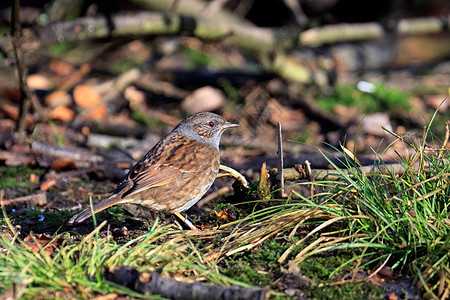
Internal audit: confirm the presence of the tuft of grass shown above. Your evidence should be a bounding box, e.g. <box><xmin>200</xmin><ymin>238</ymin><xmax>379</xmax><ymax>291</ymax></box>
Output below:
<box><xmin>0</xmin><ymin>217</ymin><xmax>250</xmax><ymax>298</ymax></box>
<box><xmin>1</xmin><ymin>113</ymin><xmax>448</xmax><ymax>298</ymax></box>
<box><xmin>209</xmin><ymin>114</ymin><xmax>449</xmax><ymax>298</ymax></box>
<box><xmin>47</xmin><ymin>120</ymin><xmax>65</xmax><ymax>147</ymax></box>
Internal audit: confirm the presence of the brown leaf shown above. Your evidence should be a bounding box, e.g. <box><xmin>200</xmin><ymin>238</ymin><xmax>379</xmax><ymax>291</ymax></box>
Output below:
<box><xmin>215</xmin><ymin>210</ymin><xmax>228</xmax><ymax>219</ymax></box>
<box><xmin>378</xmin><ymin>266</ymin><xmax>394</xmax><ymax>277</ymax></box>
<box><xmin>45</xmin><ymin>90</ymin><xmax>71</xmax><ymax>108</ymax></box>
<box><xmin>50</xmin><ymin>158</ymin><xmax>76</xmax><ymax>171</ymax></box>
<box><xmin>124</xmin><ymin>86</ymin><xmax>146</xmax><ymax>110</ymax></box>
<box><xmin>27</xmin><ymin>74</ymin><xmax>52</xmax><ymax>90</ymax></box>
<box><xmin>388</xmin><ymin>292</ymin><xmax>399</xmax><ymax>300</ymax></box>
<box><xmin>267</xmin><ymin>98</ymin><xmax>306</xmax><ymax>131</ymax></box>
<box><xmin>369</xmin><ymin>274</ymin><xmax>385</xmax><ymax>285</ymax></box>
<box><xmin>49</xmin><ymin>60</ymin><xmax>75</xmax><ymax>76</ymax></box>
<box><xmin>73</xmin><ymin>84</ymin><xmax>100</xmax><ymax>108</ymax></box>
<box><xmin>94</xmin><ymin>294</ymin><xmax>122</xmax><ymax>300</ymax></box>
<box><xmin>0</xmin><ymin>150</ymin><xmax>34</xmax><ymax>166</ymax></box>
<box><xmin>30</xmin><ymin>173</ymin><xmax>40</xmax><ymax>183</ymax></box>
<box><xmin>0</xmin><ymin>103</ymin><xmax>34</xmax><ymax>126</ymax></box>
<box><xmin>49</xmin><ymin>106</ymin><xmax>74</xmax><ymax>121</ymax></box>
<box><xmin>82</xmin><ymin>104</ymin><xmax>107</xmax><ymax>120</ymax></box>
<box><xmin>23</xmin><ymin>233</ymin><xmax>63</xmax><ymax>256</ymax></box>
<box><xmin>425</xmin><ymin>95</ymin><xmax>448</xmax><ymax>112</ymax></box>
<box><xmin>181</xmin><ymin>86</ymin><xmax>225</xmax><ymax>114</ymax></box>
<box><xmin>0</xmin><ymin>119</ymin><xmax>15</xmax><ymax>132</ymax></box>
<box><xmin>40</xmin><ymin>179</ymin><xmax>56</xmax><ymax>191</ymax></box>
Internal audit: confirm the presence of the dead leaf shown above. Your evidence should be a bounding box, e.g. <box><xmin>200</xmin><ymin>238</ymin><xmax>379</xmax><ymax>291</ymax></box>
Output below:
<box><xmin>181</xmin><ymin>86</ymin><xmax>225</xmax><ymax>114</ymax></box>
<box><xmin>388</xmin><ymin>292</ymin><xmax>398</xmax><ymax>300</ymax></box>
<box><xmin>40</xmin><ymin>179</ymin><xmax>56</xmax><ymax>191</ymax></box>
<box><xmin>94</xmin><ymin>293</ymin><xmax>121</xmax><ymax>300</ymax></box>
<box><xmin>0</xmin><ymin>119</ymin><xmax>15</xmax><ymax>132</ymax></box>
<box><xmin>215</xmin><ymin>210</ymin><xmax>228</xmax><ymax>219</ymax></box>
<box><xmin>49</xmin><ymin>106</ymin><xmax>74</xmax><ymax>122</ymax></box>
<box><xmin>73</xmin><ymin>84</ymin><xmax>100</xmax><ymax>108</ymax></box>
<box><xmin>378</xmin><ymin>266</ymin><xmax>394</xmax><ymax>277</ymax></box>
<box><xmin>49</xmin><ymin>60</ymin><xmax>75</xmax><ymax>76</ymax></box>
<box><xmin>369</xmin><ymin>274</ymin><xmax>385</xmax><ymax>285</ymax></box>
<box><xmin>82</xmin><ymin>103</ymin><xmax>107</xmax><ymax>120</ymax></box>
<box><xmin>27</xmin><ymin>74</ymin><xmax>52</xmax><ymax>90</ymax></box>
<box><xmin>362</xmin><ymin>113</ymin><xmax>392</xmax><ymax>136</ymax></box>
<box><xmin>45</xmin><ymin>90</ymin><xmax>71</xmax><ymax>108</ymax></box>
<box><xmin>50</xmin><ymin>158</ymin><xmax>76</xmax><ymax>171</ymax></box>
<box><xmin>124</xmin><ymin>86</ymin><xmax>146</xmax><ymax>110</ymax></box>
<box><xmin>0</xmin><ymin>150</ymin><xmax>34</xmax><ymax>166</ymax></box>
<box><xmin>23</xmin><ymin>233</ymin><xmax>63</xmax><ymax>256</ymax></box>
<box><xmin>425</xmin><ymin>95</ymin><xmax>448</xmax><ymax>112</ymax></box>
<box><xmin>267</xmin><ymin>98</ymin><xmax>305</xmax><ymax>131</ymax></box>
<box><xmin>0</xmin><ymin>103</ymin><xmax>34</xmax><ymax>125</ymax></box>
<box><xmin>30</xmin><ymin>173</ymin><xmax>39</xmax><ymax>183</ymax></box>
<box><xmin>75</xmin><ymin>186</ymin><xmax>90</xmax><ymax>196</ymax></box>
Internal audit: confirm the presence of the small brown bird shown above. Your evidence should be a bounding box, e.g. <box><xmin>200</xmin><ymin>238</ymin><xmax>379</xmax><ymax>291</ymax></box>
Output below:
<box><xmin>69</xmin><ymin>112</ymin><xmax>239</xmax><ymax>228</ymax></box>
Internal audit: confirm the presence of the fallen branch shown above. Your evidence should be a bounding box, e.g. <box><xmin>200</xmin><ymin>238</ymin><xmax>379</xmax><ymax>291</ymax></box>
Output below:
<box><xmin>107</xmin><ymin>266</ymin><xmax>270</xmax><ymax>300</ymax></box>
<box><xmin>92</xmin><ymin>68</ymin><xmax>142</xmax><ymax>102</ymax></box>
<box><xmin>31</xmin><ymin>141</ymin><xmax>104</xmax><ymax>163</ymax></box>
<box><xmin>0</xmin><ymin>192</ymin><xmax>47</xmax><ymax>206</ymax></box>
<box><xmin>269</xmin><ymin>159</ymin><xmax>444</xmax><ymax>183</ymax></box>
<box><xmin>41</xmin><ymin>10</ymin><xmax>450</xmax><ymax>50</ymax></box>
<box><xmin>134</xmin><ymin>74</ymin><xmax>190</xmax><ymax>100</ymax></box>
<box><xmin>0</xmin><ymin>150</ymin><xmax>34</xmax><ymax>166</ymax></box>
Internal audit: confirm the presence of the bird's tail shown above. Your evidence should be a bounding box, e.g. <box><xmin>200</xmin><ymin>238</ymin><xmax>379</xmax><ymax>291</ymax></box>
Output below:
<box><xmin>69</xmin><ymin>194</ymin><xmax>122</xmax><ymax>224</ymax></box>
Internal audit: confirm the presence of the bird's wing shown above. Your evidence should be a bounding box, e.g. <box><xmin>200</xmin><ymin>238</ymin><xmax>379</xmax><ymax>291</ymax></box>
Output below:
<box><xmin>116</xmin><ymin>137</ymin><xmax>211</xmax><ymax>198</ymax></box>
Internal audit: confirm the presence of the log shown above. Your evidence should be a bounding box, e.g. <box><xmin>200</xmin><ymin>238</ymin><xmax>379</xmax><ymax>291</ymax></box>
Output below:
<box><xmin>107</xmin><ymin>266</ymin><xmax>270</xmax><ymax>300</ymax></box>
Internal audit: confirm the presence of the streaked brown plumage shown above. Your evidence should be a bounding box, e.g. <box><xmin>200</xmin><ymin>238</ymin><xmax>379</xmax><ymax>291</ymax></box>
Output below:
<box><xmin>69</xmin><ymin>112</ymin><xmax>238</xmax><ymax>225</ymax></box>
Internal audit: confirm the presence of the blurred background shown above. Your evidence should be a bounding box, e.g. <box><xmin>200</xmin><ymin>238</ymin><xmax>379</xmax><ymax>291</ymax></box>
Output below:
<box><xmin>0</xmin><ymin>0</ymin><xmax>449</xmax><ymax>178</ymax></box>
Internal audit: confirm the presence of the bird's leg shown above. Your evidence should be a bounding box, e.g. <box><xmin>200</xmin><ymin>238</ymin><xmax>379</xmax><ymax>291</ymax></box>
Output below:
<box><xmin>150</xmin><ymin>210</ymin><xmax>156</xmax><ymax>221</ymax></box>
<box><xmin>173</xmin><ymin>211</ymin><xmax>199</xmax><ymax>231</ymax></box>
<box><xmin>217</xmin><ymin>165</ymin><xmax>248</xmax><ymax>187</ymax></box>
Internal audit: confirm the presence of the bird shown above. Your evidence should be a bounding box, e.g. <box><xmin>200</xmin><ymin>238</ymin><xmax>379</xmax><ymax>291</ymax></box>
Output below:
<box><xmin>69</xmin><ymin>112</ymin><xmax>239</xmax><ymax>229</ymax></box>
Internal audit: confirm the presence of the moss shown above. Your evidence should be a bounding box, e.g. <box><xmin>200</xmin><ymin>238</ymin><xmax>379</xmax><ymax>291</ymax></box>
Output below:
<box><xmin>0</xmin><ymin>165</ymin><xmax>42</xmax><ymax>190</ymax></box>
<box><xmin>14</xmin><ymin>209</ymin><xmax>74</xmax><ymax>230</ymax></box>
<box><xmin>132</xmin><ymin>110</ymin><xmax>165</xmax><ymax>127</ymax></box>
<box><xmin>178</xmin><ymin>46</ymin><xmax>211</xmax><ymax>68</ymax></box>
<box><xmin>305</xmin><ymin>281</ymin><xmax>385</xmax><ymax>300</ymax></box>
<box><xmin>221</xmin><ymin>260</ymin><xmax>271</xmax><ymax>287</ymax></box>
<box><xmin>47</xmin><ymin>42</ymin><xmax>78</xmax><ymax>56</ymax></box>
<box><xmin>221</xmin><ymin>239</ymin><xmax>292</xmax><ymax>287</ymax></box>
<box><xmin>107</xmin><ymin>58</ymin><xmax>144</xmax><ymax>74</ymax></box>
<box><xmin>300</xmin><ymin>255</ymin><xmax>352</xmax><ymax>281</ymax></box>
<box><xmin>316</xmin><ymin>84</ymin><xmax>410</xmax><ymax>114</ymax></box>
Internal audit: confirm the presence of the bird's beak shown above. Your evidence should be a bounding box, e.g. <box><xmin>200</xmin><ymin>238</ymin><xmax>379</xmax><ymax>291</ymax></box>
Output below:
<box><xmin>221</xmin><ymin>122</ymin><xmax>239</xmax><ymax>130</ymax></box>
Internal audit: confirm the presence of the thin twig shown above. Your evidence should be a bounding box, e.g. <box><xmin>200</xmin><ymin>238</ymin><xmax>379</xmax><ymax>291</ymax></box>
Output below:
<box><xmin>277</xmin><ymin>122</ymin><xmax>285</xmax><ymax>197</ymax></box>
<box><xmin>1</xmin><ymin>192</ymin><xmax>47</xmax><ymax>206</ymax></box>
<box><xmin>11</xmin><ymin>0</ymin><xmax>32</xmax><ymax>138</ymax></box>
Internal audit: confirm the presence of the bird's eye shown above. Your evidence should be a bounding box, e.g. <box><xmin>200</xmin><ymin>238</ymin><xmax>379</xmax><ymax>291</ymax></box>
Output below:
<box><xmin>208</xmin><ymin>121</ymin><xmax>215</xmax><ymax>127</ymax></box>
